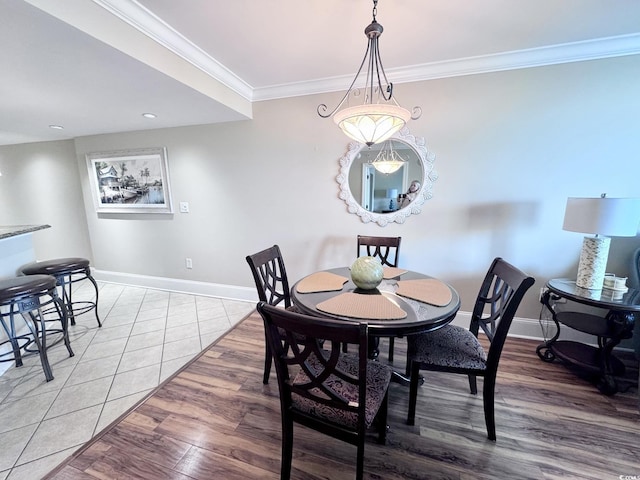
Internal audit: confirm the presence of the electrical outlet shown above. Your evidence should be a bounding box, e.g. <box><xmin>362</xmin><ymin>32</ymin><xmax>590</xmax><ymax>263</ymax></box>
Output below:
<box><xmin>179</xmin><ymin>202</ymin><xmax>189</xmax><ymax>213</ymax></box>
<box><xmin>185</xmin><ymin>258</ymin><xmax>193</xmax><ymax>269</ymax></box>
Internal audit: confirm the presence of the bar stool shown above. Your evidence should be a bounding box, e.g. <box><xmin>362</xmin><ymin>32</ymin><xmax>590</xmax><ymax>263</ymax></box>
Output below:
<box><xmin>0</xmin><ymin>275</ymin><xmax>74</xmax><ymax>381</ymax></box>
<box><xmin>20</xmin><ymin>257</ymin><xmax>102</xmax><ymax>327</ymax></box>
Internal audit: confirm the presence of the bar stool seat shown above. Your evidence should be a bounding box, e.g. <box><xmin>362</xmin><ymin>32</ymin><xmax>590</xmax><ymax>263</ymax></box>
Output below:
<box><xmin>20</xmin><ymin>257</ymin><xmax>102</xmax><ymax>327</ymax></box>
<box><xmin>0</xmin><ymin>275</ymin><xmax>74</xmax><ymax>381</ymax></box>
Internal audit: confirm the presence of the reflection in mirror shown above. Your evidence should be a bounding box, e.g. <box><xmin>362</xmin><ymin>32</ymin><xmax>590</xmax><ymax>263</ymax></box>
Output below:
<box><xmin>348</xmin><ymin>139</ymin><xmax>422</xmax><ymax>213</ymax></box>
<box><xmin>336</xmin><ymin>128</ymin><xmax>437</xmax><ymax>226</ymax></box>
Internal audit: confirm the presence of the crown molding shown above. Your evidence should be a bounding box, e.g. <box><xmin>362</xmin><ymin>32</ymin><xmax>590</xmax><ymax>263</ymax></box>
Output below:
<box><xmin>93</xmin><ymin>2</ymin><xmax>640</xmax><ymax>104</ymax></box>
<box><xmin>254</xmin><ymin>33</ymin><xmax>640</xmax><ymax>101</ymax></box>
<box><xmin>92</xmin><ymin>0</ymin><xmax>254</xmax><ymax>101</ymax></box>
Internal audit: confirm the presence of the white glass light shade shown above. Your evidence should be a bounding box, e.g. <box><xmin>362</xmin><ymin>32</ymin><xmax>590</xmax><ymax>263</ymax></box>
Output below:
<box><xmin>373</xmin><ymin>158</ymin><xmax>404</xmax><ymax>174</ymax></box>
<box><xmin>563</xmin><ymin>197</ymin><xmax>640</xmax><ymax>236</ymax></box>
<box><xmin>370</xmin><ymin>139</ymin><xmax>407</xmax><ymax>174</ymax></box>
<box><xmin>333</xmin><ymin>104</ymin><xmax>411</xmax><ymax>147</ymax></box>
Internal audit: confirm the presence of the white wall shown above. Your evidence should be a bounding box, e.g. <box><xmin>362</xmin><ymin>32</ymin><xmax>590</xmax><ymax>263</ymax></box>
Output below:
<box><xmin>0</xmin><ymin>140</ymin><xmax>93</xmax><ymax>260</ymax></box>
<box><xmin>2</xmin><ymin>54</ymin><xmax>639</xmax><ymax>326</ymax></box>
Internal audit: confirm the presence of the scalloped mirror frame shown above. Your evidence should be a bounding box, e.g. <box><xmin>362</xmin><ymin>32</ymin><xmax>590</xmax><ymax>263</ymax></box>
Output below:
<box><xmin>336</xmin><ymin>128</ymin><xmax>438</xmax><ymax>226</ymax></box>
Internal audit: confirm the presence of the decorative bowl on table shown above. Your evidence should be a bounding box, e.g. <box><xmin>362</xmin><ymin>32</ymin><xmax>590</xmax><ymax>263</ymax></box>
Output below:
<box><xmin>350</xmin><ymin>256</ymin><xmax>384</xmax><ymax>290</ymax></box>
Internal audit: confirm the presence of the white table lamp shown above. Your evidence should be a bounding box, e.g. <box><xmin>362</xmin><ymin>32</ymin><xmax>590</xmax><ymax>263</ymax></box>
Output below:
<box><xmin>563</xmin><ymin>195</ymin><xmax>640</xmax><ymax>289</ymax></box>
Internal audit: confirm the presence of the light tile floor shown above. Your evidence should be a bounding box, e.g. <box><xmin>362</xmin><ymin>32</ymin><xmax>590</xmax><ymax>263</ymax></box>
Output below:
<box><xmin>0</xmin><ymin>280</ymin><xmax>255</xmax><ymax>480</ymax></box>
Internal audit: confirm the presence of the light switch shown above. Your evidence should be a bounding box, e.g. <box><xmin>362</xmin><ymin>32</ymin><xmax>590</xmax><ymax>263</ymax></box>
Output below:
<box><xmin>179</xmin><ymin>202</ymin><xmax>189</xmax><ymax>213</ymax></box>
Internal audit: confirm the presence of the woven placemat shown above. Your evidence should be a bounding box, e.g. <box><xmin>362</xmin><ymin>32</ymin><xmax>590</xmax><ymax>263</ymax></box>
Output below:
<box><xmin>296</xmin><ymin>271</ymin><xmax>349</xmax><ymax>293</ymax></box>
<box><xmin>316</xmin><ymin>292</ymin><xmax>408</xmax><ymax>320</ymax></box>
<box><xmin>396</xmin><ymin>279</ymin><xmax>452</xmax><ymax>306</ymax></box>
<box><xmin>383</xmin><ymin>266</ymin><xmax>408</xmax><ymax>279</ymax></box>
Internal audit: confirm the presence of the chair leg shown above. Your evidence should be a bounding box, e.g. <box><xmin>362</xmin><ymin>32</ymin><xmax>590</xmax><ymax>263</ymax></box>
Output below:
<box><xmin>388</xmin><ymin>337</ymin><xmax>395</xmax><ymax>362</ymax></box>
<box><xmin>468</xmin><ymin>374</ymin><xmax>478</xmax><ymax>395</ymax></box>
<box><xmin>356</xmin><ymin>435</ymin><xmax>365</xmax><ymax>480</ymax></box>
<box><xmin>483</xmin><ymin>375</ymin><xmax>497</xmax><ymax>441</ymax></box>
<box><xmin>263</xmin><ymin>332</ymin><xmax>272</xmax><ymax>385</ymax></box>
<box><xmin>281</xmin><ymin>416</ymin><xmax>294</xmax><ymax>480</ymax></box>
<box><xmin>376</xmin><ymin>391</ymin><xmax>389</xmax><ymax>445</ymax></box>
<box><xmin>405</xmin><ymin>351</ymin><xmax>411</xmax><ymax>377</ymax></box>
<box><xmin>407</xmin><ymin>361</ymin><xmax>420</xmax><ymax>425</ymax></box>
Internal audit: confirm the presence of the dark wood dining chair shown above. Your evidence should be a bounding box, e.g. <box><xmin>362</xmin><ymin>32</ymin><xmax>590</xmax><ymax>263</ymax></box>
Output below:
<box><xmin>257</xmin><ymin>302</ymin><xmax>392</xmax><ymax>480</ymax></box>
<box><xmin>246</xmin><ymin>245</ymin><xmax>298</xmax><ymax>384</ymax></box>
<box><xmin>356</xmin><ymin>235</ymin><xmax>401</xmax><ymax>268</ymax></box>
<box><xmin>406</xmin><ymin>257</ymin><xmax>535</xmax><ymax>440</ymax></box>
<box><xmin>356</xmin><ymin>235</ymin><xmax>401</xmax><ymax>360</ymax></box>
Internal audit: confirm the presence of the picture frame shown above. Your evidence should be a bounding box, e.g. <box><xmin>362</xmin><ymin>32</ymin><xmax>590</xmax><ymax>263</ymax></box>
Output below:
<box><xmin>86</xmin><ymin>147</ymin><xmax>173</xmax><ymax>214</ymax></box>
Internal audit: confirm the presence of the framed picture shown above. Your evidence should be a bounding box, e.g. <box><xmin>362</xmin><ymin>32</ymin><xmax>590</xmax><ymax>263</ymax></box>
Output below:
<box><xmin>86</xmin><ymin>147</ymin><xmax>173</xmax><ymax>214</ymax></box>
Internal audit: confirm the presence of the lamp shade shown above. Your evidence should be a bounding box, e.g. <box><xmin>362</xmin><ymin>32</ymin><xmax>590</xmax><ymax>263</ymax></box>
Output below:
<box><xmin>333</xmin><ymin>104</ymin><xmax>411</xmax><ymax>147</ymax></box>
<box><xmin>562</xmin><ymin>197</ymin><xmax>640</xmax><ymax>237</ymax></box>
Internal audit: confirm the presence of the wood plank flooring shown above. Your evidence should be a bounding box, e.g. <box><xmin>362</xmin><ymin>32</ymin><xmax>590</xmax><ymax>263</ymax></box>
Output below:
<box><xmin>45</xmin><ymin>312</ymin><xmax>640</xmax><ymax>480</ymax></box>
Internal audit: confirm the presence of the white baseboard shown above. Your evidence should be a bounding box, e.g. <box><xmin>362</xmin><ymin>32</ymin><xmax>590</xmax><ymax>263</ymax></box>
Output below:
<box><xmin>93</xmin><ymin>269</ymin><xmax>257</xmax><ymax>303</ymax></box>
<box><xmin>93</xmin><ymin>269</ymin><xmax>559</xmax><ymax>342</ymax></box>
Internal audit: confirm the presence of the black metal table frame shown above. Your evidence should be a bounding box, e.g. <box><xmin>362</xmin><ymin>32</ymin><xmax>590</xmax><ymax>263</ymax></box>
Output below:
<box><xmin>536</xmin><ymin>278</ymin><xmax>639</xmax><ymax>395</ymax></box>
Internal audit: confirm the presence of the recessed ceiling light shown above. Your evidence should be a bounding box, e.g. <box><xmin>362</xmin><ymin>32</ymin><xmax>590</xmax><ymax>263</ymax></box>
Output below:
<box><xmin>142</xmin><ymin>113</ymin><xmax>157</xmax><ymax>119</ymax></box>
<box><xmin>49</xmin><ymin>125</ymin><xmax>64</xmax><ymax>130</ymax></box>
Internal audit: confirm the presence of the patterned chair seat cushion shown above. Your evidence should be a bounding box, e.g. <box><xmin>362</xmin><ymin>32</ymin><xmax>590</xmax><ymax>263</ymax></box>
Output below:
<box><xmin>408</xmin><ymin>325</ymin><xmax>487</xmax><ymax>371</ymax></box>
<box><xmin>291</xmin><ymin>352</ymin><xmax>392</xmax><ymax>429</ymax></box>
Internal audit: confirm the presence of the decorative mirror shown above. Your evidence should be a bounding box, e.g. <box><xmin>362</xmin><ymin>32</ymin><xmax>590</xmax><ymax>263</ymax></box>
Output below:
<box><xmin>336</xmin><ymin>128</ymin><xmax>437</xmax><ymax>226</ymax></box>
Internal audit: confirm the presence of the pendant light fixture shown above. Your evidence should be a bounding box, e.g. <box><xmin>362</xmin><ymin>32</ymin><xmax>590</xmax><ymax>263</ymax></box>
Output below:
<box><xmin>370</xmin><ymin>140</ymin><xmax>406</xmax><ymax>174</ymax></box>
<box><xmin>317</xmin><ymin>0</ymin><xmax>421</xmax><ymax>147</ymax></box>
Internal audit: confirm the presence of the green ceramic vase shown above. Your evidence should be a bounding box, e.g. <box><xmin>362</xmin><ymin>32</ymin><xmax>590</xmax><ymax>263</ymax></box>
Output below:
<box><xmin>350</xmin><ymin>256</ymin><xmax>384</xmax><ymax>290</ymax></box>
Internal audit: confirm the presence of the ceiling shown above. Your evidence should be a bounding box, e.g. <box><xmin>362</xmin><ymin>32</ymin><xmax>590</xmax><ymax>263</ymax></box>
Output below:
<box><xmin>2</xmin><ymin>0</ymin><xmax>640</xmax><ymax>146</ymax></box>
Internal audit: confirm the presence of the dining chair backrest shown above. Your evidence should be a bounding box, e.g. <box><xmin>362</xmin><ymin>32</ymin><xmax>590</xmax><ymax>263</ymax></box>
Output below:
<box><xmin>356</xmin><ymin>235</ymin><xmax>402</xmax><ymax>360</ymax></box>
<box><xmin>471</xmin><ymin>257</ymin><xmax>535</xmax><ymax>372</ymax></box>
<box><xmin>257</xmin><ymin>301</ymin><xmax>391</xmax><ymax>480</ymax></box>
<box><xmin>245</xmin><ymin>245</ymin><xmax>292</xmax><ymax>309</ymax></box>
<box><xmin>246</xmin><ymin>245</ymin><xmax>295</xmax><ymax>384</ymax></box>
<box><xmin>357</xmin><ymin>235</ymin><xmax>401</xmax><ymax>267</ymax></box>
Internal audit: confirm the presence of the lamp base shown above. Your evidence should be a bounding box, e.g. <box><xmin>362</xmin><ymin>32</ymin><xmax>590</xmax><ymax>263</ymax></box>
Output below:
<box><xmin>576</xmin><ymin>236</ymin><xmax>610</xmax><ymax>290</ymax></box>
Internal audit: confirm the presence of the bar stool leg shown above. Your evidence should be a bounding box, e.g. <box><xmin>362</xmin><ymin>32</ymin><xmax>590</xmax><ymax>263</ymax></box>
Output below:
<box><xmin>0</xmin><ymin>308</ymin><xmax>24</xmax><ymax>368</ymax></box>
<box><xmin>57</xmin><ymin>269</ymin><xmax>101</xmax><ymax>328</ymax></box>
<box><xmin>84</xmin><ymin>267</ymin><xmax>102</xmax><ymax>327</ymax></box>
<box><xmin>59</xmin><ymin>273</ymin><xmax>75</xmax><ymax>326</ymax></box>
<box><xmin>52</xmin><ymin>293</ymin><xmax>74</xmax><ymax>358</ymax></box>
<box><xmin>21</xmin><ymin>310</ymin><xmax>54</xmax><ymax>382</ymax></box>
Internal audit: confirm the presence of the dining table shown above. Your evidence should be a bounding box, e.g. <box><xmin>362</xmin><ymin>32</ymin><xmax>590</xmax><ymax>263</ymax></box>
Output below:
<box><xmin>290</xmin><ymin>266</ymin><xmax>461</xmax><ymax>384</ymax></box>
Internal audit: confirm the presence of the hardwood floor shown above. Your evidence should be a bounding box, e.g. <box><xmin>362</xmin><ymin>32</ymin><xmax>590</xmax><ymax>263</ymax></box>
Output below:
<box><xmin>45</xmin><ymin>312</ymin><xmax>639</xmax><ymax>480</ymax></box>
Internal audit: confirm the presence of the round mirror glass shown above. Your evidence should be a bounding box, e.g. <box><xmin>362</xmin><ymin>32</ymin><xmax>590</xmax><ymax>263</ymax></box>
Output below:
<box><xmin>336</xmin><ymin>128</ymin><xmax>437</xmax><ymax>226</ymax></box>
